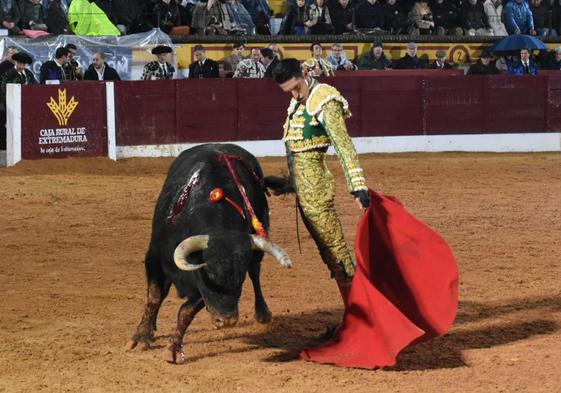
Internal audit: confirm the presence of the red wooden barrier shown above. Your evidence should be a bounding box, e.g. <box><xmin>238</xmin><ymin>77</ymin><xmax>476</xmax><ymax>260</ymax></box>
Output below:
<box><xmin>112</xmin><ymin>74</ymin><xmax>561</xmax><ymax>147</ymax></box>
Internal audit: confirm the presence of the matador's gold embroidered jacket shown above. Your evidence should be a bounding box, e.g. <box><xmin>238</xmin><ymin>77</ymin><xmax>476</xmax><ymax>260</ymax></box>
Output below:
<box><xmin>282</xmin><ymin>80</ymin><xmax>367</xmax><ymax>193</ymax></box>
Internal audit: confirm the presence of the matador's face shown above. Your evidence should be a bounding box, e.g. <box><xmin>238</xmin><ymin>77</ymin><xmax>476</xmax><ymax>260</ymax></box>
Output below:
<box><xmin>279</xmin><ymin>76</ymin><xmax>310</xmax><ymax>104</ymax></box>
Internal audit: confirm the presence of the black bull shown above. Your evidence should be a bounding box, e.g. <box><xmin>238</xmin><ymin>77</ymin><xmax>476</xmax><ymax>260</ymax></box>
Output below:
<box><xmin>126</xmin><ymin>143</ymin><xmax>292</xmax><ymax>364</ymax></box>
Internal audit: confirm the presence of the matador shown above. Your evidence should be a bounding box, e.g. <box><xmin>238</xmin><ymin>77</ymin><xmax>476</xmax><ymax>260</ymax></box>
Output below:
<box><xmin>272</xmin><ymin>59</ymin><xmax>370</xmax><ymax>300</ymax></box>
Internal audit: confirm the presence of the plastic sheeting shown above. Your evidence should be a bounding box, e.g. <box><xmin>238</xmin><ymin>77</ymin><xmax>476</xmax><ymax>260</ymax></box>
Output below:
<box><xmin>0</xmin><ymin>29</ymin><xmax>174</xmax><ymax>81</ymax></box>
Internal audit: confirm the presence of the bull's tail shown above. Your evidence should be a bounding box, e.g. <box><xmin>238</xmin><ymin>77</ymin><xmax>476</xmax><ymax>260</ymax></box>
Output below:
<box><xmin>264</xmin><ymin>176</ymin><xmax>295</xmax><ymax>196</ymax></box>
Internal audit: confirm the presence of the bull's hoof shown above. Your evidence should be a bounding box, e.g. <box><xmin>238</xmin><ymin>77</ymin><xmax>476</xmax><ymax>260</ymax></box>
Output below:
<box><xmin>255</xmin><ymin>309</ymin><xmax>272</xmax><ymax>324</ymax></box>
<box><xmin>125</xmin><ymin>338</ymin><xmax>150</xmax><ymax>351</ymax></box>
<box><xmin>163</xmin><ymin>343</ymin><xmax>187</xmax><ymax>365</ymax></box>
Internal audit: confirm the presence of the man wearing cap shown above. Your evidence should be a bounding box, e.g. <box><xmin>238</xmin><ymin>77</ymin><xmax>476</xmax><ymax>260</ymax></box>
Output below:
<box><xmin>188</xmin><ymin>45</ymin><xmax>219</xmax><ymax>78</ymax></box>
<box><xmin>431</xmin><ymin>50</ymin><xmax>454</xmax><ymax>69</ymax></box>
<box><xmin>357</xmin><ymin>41</ymin><xmax>392</xmax><ymax>70</ymax></box>
<box><xmin>466</xmin><ymin>50</ymin><xmax>500</xmax><ymax>75</ymax></box>
<box><xmin>1</xmin><ymin>52</ymin><xmax>36</xmax><ymax>108</ymax></box>
<box><xmin>141</xmin><ymin>45</ymin><xmax>175</xmax><ymax>80</ymax></box>
<box><xmin>394</xmin><ymin>42</ymin><xmax>423</xmax><ymax>69</ymax></box>
<box><xmin>272</xmin><ymin>58</ymin><xmax>370</xmax><ymax>301</ymax></box>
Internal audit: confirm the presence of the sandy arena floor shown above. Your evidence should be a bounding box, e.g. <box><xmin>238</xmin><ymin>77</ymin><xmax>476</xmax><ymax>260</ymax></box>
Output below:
<box><xmin>1</xmin><ymin>152</ymin><xmax>560</xmax><ymax>393</ymax></box>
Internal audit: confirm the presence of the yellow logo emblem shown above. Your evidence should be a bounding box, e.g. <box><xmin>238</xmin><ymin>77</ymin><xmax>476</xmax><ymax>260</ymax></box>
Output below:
<box><xmin>47</xmin><ymin>89</ymin><xmax>79</xmax><ymax>126</ymax></box>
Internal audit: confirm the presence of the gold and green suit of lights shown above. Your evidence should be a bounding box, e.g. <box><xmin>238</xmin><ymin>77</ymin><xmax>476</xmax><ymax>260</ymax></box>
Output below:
<box><xmin>283</xmin><ymin>80</ymin><xmax>367</xmax><ymax>280</ymax></box>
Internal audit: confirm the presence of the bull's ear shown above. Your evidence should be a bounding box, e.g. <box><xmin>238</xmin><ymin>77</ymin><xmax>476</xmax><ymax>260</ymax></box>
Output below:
<box><xmin>174</xmin><ymin>235</ymin><xmax>209</xmax><ymax>271</ymax></box>
<box><xmin>264</xmin><ymin>176</ymin><xmax>295</xmax><ymax>196</ymax></box>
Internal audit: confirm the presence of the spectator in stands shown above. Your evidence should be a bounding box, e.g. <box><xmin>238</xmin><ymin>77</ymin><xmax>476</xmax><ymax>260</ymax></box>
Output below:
<box><xmin>430</xmin><ymin>50</ymin><xmax>454</xmax><ymax>68</ymax></box>
<box><xmin>63</xmin><ymin>44</ymin><xmax>82</xmax><ymax>81</ymax></box>
<box><xmin>1</xmin><ymin>53</ymin><xmax>36</xmax><ymax>108</ymax></box>
<box><xmin>483</xmin><ymin>0</ymin><xmax>508</xmax><ymax>36</ymax></box>
<box><xmin>241</xmin><ymin>0</ymin><xmax>272</xmax><ymax>34</ymax></box>
<box><xmin>0</xmin><ymin>47</ymin><xmax>18</xmax><ymax>79</ymax></box>
<box><xmin>111</xmin><ymin>0</ymin><xmax>152</xmax><ymax>34</ymax></box>
<box><xmin>46</xmin><ymin>0</ymin><xmax>69</xmax><ymax>34</ymax></box>
<box><xmin>224</xmin><ymin>42</ymin><xmax>246</xmax><ymax>73</ymax></box>
<box><xmin>508</xmin><ymin>48</ymin><xmax>539</xmax><ymax>74</ymax></box>
<box><xmin>84</xmin><ymin>52</ymin><xmax>121</xmax><ymax>81</ymax></box>
<box><xmin>355</xmin><ymin>0</ymin><xmax>385</xmax><ymax>31</ymax></box>
<box><xmin>394</xmin><ymin>42</ymin><xmax>423</xmax><ymax>69</ymax></box>
<box><xmin>302</xmin><ymin>42</ymin><xmax>335</xmax><ymax>76</ymax></box>
<box><xmin>268</xmin><ymin>43</ymin><xmax>281</xmax><ymax>59</ymax></box>
<box><xmin>432</xmin><ymin>0</ymin><xmax>463</xmax><ymax>36</ymax></box>
<box><xmin>141</xmin><ymin>45</ymin><xmax>175</xmax><ymax>80</ymax></box>
<box><xmin>326</xmin><ymin>43</ymin><xmax>357</xmax><ymax>71</ymax></box>
<box><xmin>542</xmin><ymin>46</ymin><xmax>561</xmax><ymax>69</ymax></box>
<box><xmin>553</xmin><ymin>0</ymin><xmax>561</xmax><ymax>36</ymax></box>
<box><xmin>531</xmin><ymin>0</ymin><xmax>556</xmax><ymax>36</ymax></box>
<box><xmin>383</xmin><ymin>0</ymin><xmax>407</xmax><ymax>34</ymax></box>
<box><xmin>19</xmin><ymin>0</ymin><xmax>48</xmax><ymax>31</ymax></box>
<box><xmin>39</xmin><ymin>46</ymin><xmax>69</xmax><ymax>83</ymax></box>
<box><xmin>408</xmin><ymin>0</ymin><xmax>434</xmax><ymax>34</ymax></box>
<box><xmin>234</xmin><ymin>48</ymin><xmax>266</xmax><ymax>78</ymax></box>
<box><xmin>306</xmin><ymin>0</ymin><xmax>335</xmax><ymax>34</ymax></box>
<box><xmin>504</xmin><ymin>0</ymin><xmax>536</xmax><ymax>35</ymax></box>
<box><xmin>262</xmin><ymin>48</ymin><xmax>280</xmax><ymax>77</ymax></box>
<box><xmin>329</xmin><ymin>0</ymin><xmax>354</xmax><ymax>34</ymax></box>
<box><xmin>279</xmin><ymin>0</ymin><xmax>309</xmax><ymax>34</ymax></box>
<box><xmin>0</xmin><ymin>1</ymin><xmax>22</xmax><ymax>35</ymax></box>
<box><xmin>357</xmin><ymin>41</ymin><xmax>392</xmax><ymax>70</ymax></box>
<box><xmin>153</xmin><ymin>0</ymin><xmax>182</xmax><ymax>34</ymax></box>
<box><xmin>467</xmin><ymin>50</ymin><xmax>500</xmax><ymax>74</ymax></box>
<box><xmin>461</xmin><ymin>0</ymin><xmax>493</xmax><ymax>36</ymax></box>
<box><xmin>191</xmin><ymin>0</ymin><xmax>255</xmax><ymax>35</ymax></box>
<box><xmin>188</xmin><ymin>44</ymin><xmax>219</xmax><ymax>78</ymax></box>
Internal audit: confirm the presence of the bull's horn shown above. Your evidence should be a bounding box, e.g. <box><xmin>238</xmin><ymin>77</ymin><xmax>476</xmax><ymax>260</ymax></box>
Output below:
<box><xmin>249</xmin><ymin>235</ymin><xmax>293</xmax><ymax>268</ymax></box>
<box><xmin>174</xmin><ymin>235</ymin><xmax>210</xmax><ymax>271</ymax></box>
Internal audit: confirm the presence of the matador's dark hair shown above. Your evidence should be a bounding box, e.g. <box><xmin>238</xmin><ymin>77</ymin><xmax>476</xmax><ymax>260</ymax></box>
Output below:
<box><xmin>272</xmin><ymin>58</ymin><xmax>303</xmax><ymax>84</ymax></box>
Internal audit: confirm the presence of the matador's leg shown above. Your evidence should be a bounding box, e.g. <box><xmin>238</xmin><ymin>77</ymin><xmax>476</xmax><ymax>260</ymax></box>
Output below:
<box><xmin>290</xmin><ymin>151</ymin><xmax>355</xmax><ymax>299</ymax></box>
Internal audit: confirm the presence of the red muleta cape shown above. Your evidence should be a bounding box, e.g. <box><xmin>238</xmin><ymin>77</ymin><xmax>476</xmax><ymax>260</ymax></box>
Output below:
<box><xmin>300</xmin><ymin>189</ymin><xmax>459</xmax><ymax>369</ymax></box>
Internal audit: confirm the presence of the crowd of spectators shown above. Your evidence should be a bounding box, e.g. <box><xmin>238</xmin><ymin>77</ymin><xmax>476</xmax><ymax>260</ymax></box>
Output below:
<box><xmin>0</xmin><ymin>0</ymin><xmax>561</xmax><ymax>37</ymax></box>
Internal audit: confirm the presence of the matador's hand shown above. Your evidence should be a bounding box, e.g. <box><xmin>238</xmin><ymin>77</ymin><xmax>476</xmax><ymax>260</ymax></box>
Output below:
<box><xmin>351</xmin><ymin>190</ymin><xmax>370</xmax><ymax>209</ymax></box>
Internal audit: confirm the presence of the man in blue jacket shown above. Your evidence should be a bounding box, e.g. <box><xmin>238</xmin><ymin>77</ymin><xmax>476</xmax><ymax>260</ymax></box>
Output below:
<box><xmin>504</xmin><ymin>0</ymin><xmax>537</xmax><ymax>35</ymax></box>
<box><xmin>507</xmin><ymin>48</ymin><xmax>539</xmax><ymax>74</ymax></box>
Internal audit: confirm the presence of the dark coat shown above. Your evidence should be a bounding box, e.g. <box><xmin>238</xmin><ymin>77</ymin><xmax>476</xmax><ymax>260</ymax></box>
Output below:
<box><xmin>430</xmin><ymin>60</ymin><xmax>454</xmax><ymax>69</ymax></box>
<box><xmin>39</xmin><ymin>60</ymin><xmax>65</xmax><ymax>83</ymax></box>
<box><xmin>461</xmin><ymin>2</ymin><xmax>489</xmax><ymax>30</ymax></box>
<box><xmin>84</xmin><ymin>63</ymin><xmax>121</xmax><ymax>81</ymax></box>
<box><xmin>264</xmin><ymin>57</ymin><xmax>280</xmax><ymax>78</ymax></box>
<box><xmin>383</xmin><ymin>2</ymin><xmax>406</xmax><ymax>33</ymax></box>
<box><xmin>357</xmin><ymin>51</ymin><xmax>392</xmax><ymax>70</ymax></box>
<box><xmin>466</xmin><ymin>59</ymin><xmax>500</xmax><ymax>75</ymax></box>
<box><xmin>329</xmin><ymin>2</ymin><xmax>354</xmax><ymax>33</ymax></box>
<box><xmin>355</xmin><ymin>0</ymin><xmax>384</xmax><ymax>29</ymax></box>
<box><xmin>188</xmin><ymin>58</ymin><xmax>220</xmax><ymax>78</ymax></box>
<box><xmin>1</xmin><ymin>68</ymin><xmax>36</xmax><ymax>107</ymax></box>
<box><xmin>153</xmin><ymin>0</ymin><xmax>182</xmax><ymax>34</ymax></box>
<box><xmin>394</xmin><ymin>54</ymin><xmax>423</xmax><ymax>69</ymax></box>
<box><xmin>431</xmin><ymin>0</ymin><xmax>459</xmax><ymax>29</ymax></box>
